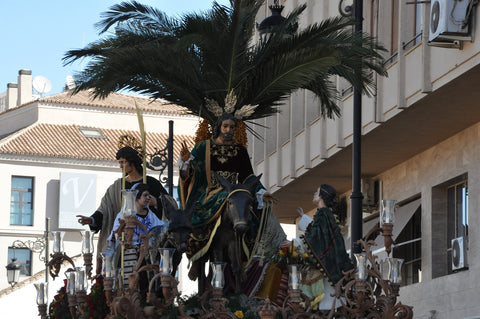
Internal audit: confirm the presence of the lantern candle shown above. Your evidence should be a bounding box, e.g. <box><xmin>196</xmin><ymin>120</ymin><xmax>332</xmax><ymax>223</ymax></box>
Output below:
<box><xmin>388</xmin><ymin>257</ymin><xmax>404</xmax><ymax>284</ymax></box>
<box><xmin>75</xmin><ymin>268</ymin><xmax>86</xmax><ymax>292</ymax></box>
<box><xmin>101</xmin><ymin>252</ymin><xmax>113</xmax><ymax>278</ymax></box>
<box><xmin>81</xmin><ymin>230</ymin><xmax>95</xmax><ymax>255</ymax></box>
<box><xmin>34</xmin><ymin>282</ymin><xmax>48</xmax><ymax>306</ymax></box>
<box><xmin>51</xmin><ymin>231</ymin><xmax>65</xmax><ymax>254</ymax></box>
<box><xmin>121</xmin><ymin>189</ymin><xmax>138</xmax><ymax>217</ymax></box>
<box><xmin>211</xmin><ymin>262</ymin><xmax>226</xmax><ymax>289</ymax></box>
<box><xmin>379</xmin><ymin>259</ymin><xmax>390</xmax><ymax>281</ymax></box>
<box><xmin>158</xmin><ymin>248</ymin><xmax>175</xmax><ymax>275</ymax></box>
<box><xmin>354</xmin><ymin>253</ymin><xmax>368</xmax><ymax>281</ymax></box>
<box><xmin>288</xmin><ymin>264</ymin><xmax>301</xmax><ymax>290</ymax></box>
<box><xmin>66</xmin><ymin>271</ymin><xmax>76</xmax><ymax>295</ymax></box>
<box><xmin>380</xmin><ymin>199</ymin><xmax>397</xmax><ymax>227</ymax></box>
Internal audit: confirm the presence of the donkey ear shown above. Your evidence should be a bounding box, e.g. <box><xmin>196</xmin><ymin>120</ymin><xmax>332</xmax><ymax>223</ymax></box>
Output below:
<box><xmin>214</xmin><ymin>172</ymin><xmax>233</xmax><ymax>193</ymax></box>
<box><xmin>161</xmin><ymin>194</ymin><xmax>178</xmax><ymax>220</ymax></box>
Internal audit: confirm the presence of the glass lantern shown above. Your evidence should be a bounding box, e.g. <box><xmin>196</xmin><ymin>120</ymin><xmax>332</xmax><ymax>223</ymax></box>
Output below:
<box><xmin>211</xmin><ymin>262</ymin><xmax>226</xmax><ymax>289</ymax></box>
<box><xmin>34</xmin><ymin>282</ymin><xmax>49</xmax><ymax>306</ymax></box>
<box><xmin>287</xmin><ymin>264</ymin><xmax>302</xmax><ymax>290</ymax></box>
<box><xmin>101</xmin><ymin>252</ymin><xmax>114</xmax><ymax>278</ymax></box>
<box><xmin>121</xmin><ymin>189</ymin><xmax>138</xmax><ymax>217</ymax></box>
<box><xmin>65</xmin><ymin>270</ymin><xmax>76</xmax><ymax>295</ymax></box>
<box><xmin>380</xmin><ymin>199</ymin><xmax>397</xmax><ymax>227</ymax></box>
<box><xmin>354</xmin><ymin>253</ymin><xmax>368</xmax><ymax>281</ymax></box>
<box><xmin>75</xmin><ymin>268</ymin><xmax>87</xmax><ymax>292</ymax></box>
<box><xmin>379</xmin><ymin>259</ymin><xmax>390</xmax><ymax>281</ymax></box>
<box><xmin>51</xmin><ymin>231</ymin><xmax>65</xmax><ymax>254</ymax></box>
<box><xmin>81</xmin><ymin>230</ymin><xmax>95</xmax><ymax>255</ymax></box>
<box><xmin>6</xmin><ymin>257</ymin><xmax>20</xmax><ymax>287</ymax></box>
<box><xmin>388</xmin><ymin>257</ymin><xmax>404</xmax><ymax>284</ymax></box>
<box><xmin>158</xmin><ymin>248</ymin><xmax>176</xmax><ymax>275</ymax></box>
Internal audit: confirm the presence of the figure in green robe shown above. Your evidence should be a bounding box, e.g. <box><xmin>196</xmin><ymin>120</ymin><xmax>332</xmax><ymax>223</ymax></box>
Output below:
<box><xmin>281</xmin><ymin>184</ymin><xmax>353</xmax><ymax>310</ymax></box>
<box><xmin>178</xmin><ymin>113</ymin><xmax>268</xmax><ymax>280</ymax></box>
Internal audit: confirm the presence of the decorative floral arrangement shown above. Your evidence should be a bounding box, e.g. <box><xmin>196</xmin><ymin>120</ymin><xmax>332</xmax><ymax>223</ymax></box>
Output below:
<box><xmin>266</xmin><ymin>244</ymin><xmax>314</xmax><ymax>269</ymax></box>
<box><xmin>48</xmin><ymin>280</ymin><xmax>71</xmax><ymax>319</ymax></box>
<box><xmin>81</xmin><ymin>276</ymin><xmax>109</xmax><ymax>319</ymax></box>
<box><xmin>226</xmin><ymin>294</ymin><xmax>263</xmax><ymax>319</ymax></box>
<box><xmin>48</xmin><ymin>276</ymin><xmax>109</xmax><ymax>319</ymax></box>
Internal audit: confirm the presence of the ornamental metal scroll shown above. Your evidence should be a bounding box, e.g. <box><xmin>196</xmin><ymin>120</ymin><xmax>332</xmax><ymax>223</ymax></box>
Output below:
<box><xmin>12</xmin><ymin>237</ymin><xmax>47</xmax><ymax>262</ymax></box>
<box><xmin>338</xmin><ymin>0</ymin><xmax>353</xmax><ymax>17</ymax></box>
<box><xmin>145</xmin><ymin>143</ymin><xmax>169</xmax><ymax>184</ymax></box>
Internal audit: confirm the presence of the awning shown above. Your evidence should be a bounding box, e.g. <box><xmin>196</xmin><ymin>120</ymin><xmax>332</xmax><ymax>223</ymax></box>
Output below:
<box><xmin>372</xmin><ymin>198</ymin><xmax>421</xmax><ymax>256</ymax></box>
<box><xmin>345</xmin><ymin>198</ymin><xmax>421</xmax><ymax>253</ymax></box>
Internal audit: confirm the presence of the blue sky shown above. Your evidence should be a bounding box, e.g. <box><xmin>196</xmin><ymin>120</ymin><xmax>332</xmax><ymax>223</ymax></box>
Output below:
<box><xmin>0</xmin><ymin>0</ymin><xmax>230</xmax><ymax>95</ymax></box>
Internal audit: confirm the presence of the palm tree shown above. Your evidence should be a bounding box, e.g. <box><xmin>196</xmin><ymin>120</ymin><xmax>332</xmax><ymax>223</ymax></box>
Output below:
<box><xmin>63</xmin><ymin>0</ymin><xmax>386</xmax><ymax>131</ymax></box>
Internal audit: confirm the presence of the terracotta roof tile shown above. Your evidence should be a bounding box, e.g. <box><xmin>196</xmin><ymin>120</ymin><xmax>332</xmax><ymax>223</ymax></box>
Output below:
<box><xmin>0</xmin><ymin>123</ymin><xmax>195</xmax><ymax>162</ymax></box>
<box><xmin>13</xmin><ymin>90</ymin><xmax>191</xmax><ymax>115</ymax></box>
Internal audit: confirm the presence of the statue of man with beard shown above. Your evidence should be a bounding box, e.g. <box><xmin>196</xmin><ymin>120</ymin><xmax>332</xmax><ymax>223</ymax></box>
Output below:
<box><xmin>177</xmin><ymin>112</ymin><xmax>269</xmax><ymax>284</ymax></box>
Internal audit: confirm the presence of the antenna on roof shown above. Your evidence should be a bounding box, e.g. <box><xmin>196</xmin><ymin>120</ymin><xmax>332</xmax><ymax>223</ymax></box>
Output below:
<box><xmin>65</xmin><ymin>75</ymin><xmax>77</xmax><ymax>90</ymax></box>
<box><xmin>32</xmin><ymin>76</ymin><xmax>52</xmax><ymax>97</ymax></box>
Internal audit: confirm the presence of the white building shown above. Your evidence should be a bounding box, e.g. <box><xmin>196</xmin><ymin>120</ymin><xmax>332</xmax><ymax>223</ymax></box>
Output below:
<box><xmin>0</xmin><ymin>70</ymin><xmax>199</xmax><ymax>305</ymax></box>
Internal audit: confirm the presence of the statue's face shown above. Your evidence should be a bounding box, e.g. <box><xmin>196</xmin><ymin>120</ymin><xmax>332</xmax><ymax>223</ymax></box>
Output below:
<box><xmin>219</xmin><ymin>119</ymin><xmax>236</xmax><ymax>142</ymax></box>
<box><xmin>118</xmin><ymin>157</ymin><xmax>134</xmax><ymax>174</ymax></box>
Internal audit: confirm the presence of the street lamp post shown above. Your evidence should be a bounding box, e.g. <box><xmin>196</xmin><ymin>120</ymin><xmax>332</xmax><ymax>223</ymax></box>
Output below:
<box><xmin>339</xmin><ymin>0</ymin><xmax>364</xmax><ymax>256</ymax></box>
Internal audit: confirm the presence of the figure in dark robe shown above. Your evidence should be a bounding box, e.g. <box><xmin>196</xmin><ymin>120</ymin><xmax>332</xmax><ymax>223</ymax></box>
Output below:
<box><xmin>178</xmin><ymin>113</ymin><xmax>273</xmax><ymax>286</ymax></box>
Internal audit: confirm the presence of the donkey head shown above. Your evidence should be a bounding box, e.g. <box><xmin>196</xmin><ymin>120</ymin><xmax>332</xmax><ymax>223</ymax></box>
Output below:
<box><xmin>215</xmin><ymin>173</ymin><xmax>262</xmax><ymax>235</ymax></box>
<box><xmin>162</xmin><ymin>195</ymin><xmax>194</xmax><ymax>253</ymax></box>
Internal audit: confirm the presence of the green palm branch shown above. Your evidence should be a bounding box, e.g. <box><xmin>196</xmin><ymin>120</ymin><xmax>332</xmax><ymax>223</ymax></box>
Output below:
<box><xmin>63</xmin><ymin>0</ymin><xmax>386</xmax><ymax>128</ymax></box>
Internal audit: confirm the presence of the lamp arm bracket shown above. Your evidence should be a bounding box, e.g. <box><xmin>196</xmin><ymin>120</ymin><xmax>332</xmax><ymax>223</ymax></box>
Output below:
<box><xmin>11</xmin><ymin>237</ymin><xmax>46</xmax><ymax>262</ymax></box>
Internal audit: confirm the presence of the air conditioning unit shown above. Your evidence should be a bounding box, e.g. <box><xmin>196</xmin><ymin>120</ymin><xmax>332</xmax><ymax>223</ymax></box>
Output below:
<box><xmin>429</xmin><ymin>0</ymin><xmax>472</xmax><ymax>43</ymax></box>
<box><xmin>451</xmin><ymin>236</ymin><xmax>468</xmax><ymax>271</ymax></box>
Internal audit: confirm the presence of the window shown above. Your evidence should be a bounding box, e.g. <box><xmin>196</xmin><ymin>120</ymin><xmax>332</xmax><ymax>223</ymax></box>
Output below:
<box><xmin>8</xmin><ymin>248</ymin><xmax>32</xmax><ymax>276</ymax></box>
<box><xmin>404</xmin><ymin>2</ymin><xmax>423</xmax><ymax>51</ymax></box>
<box><xmin>431</xmin><ymin>174</ymin><xmax>468</xmax><ymax>278</ymax></box>
<box><xmin>79</xmin><ymin>127</ymin><xmax>106</xmax><ymax>139</ymax></box>
<box><xmin>447</xmin><ymin>180</ymin><xmax>468</xmax><ymax>274</ymax></box>
<box><xmin>10</xmin><ymin>176</ymin><xmax>34</xmax><ymax>225</ymax></box>
<box><xmin>394</xmin><ymin>203</ymin><xmax>421</xmax><ymax>285</ymax></box>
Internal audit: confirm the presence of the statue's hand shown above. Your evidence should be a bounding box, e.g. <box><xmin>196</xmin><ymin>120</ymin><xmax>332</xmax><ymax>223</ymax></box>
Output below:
<box><xmin>76</xmin><ymin>215</ymin><xmax>92</xmax><ymax>225</ymax></box>
<box><xmin>180</xmin><ymin>140</ymin><xmax>190</xmax><ymax>162</ymax></box>
<box><xmin>296</xmin><ymin>207</ymin><xmax>304</xmax><ymax>217</ymax></box>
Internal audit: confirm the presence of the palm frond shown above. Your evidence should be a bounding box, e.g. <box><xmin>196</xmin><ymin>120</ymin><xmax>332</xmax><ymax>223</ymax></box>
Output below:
<box><xmin>63</xmin><ymin>0</ymin><xmax>387</xmax><ymax>125</ymax></box>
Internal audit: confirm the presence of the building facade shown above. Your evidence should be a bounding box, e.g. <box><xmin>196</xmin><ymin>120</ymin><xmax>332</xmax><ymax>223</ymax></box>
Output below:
<box><xmin>249</xmin><ymin>1</ymin><xmax>480</xmax><ymax>318</ymax></box>
<box><xmin>0</xmin><ymin>70</ymin><xmax>198</xmax><ymax>298</ymax></box>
